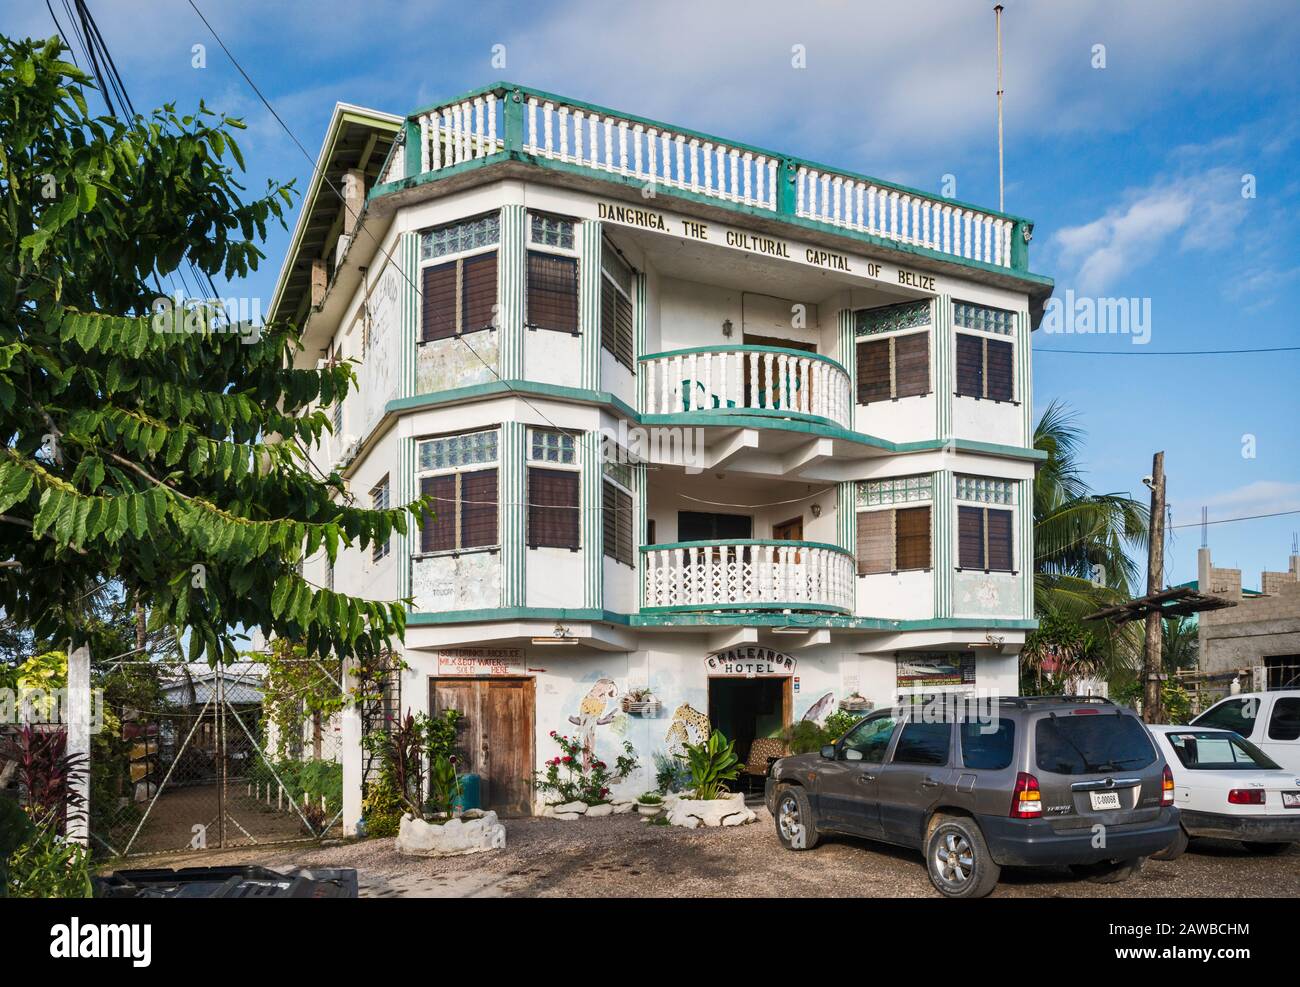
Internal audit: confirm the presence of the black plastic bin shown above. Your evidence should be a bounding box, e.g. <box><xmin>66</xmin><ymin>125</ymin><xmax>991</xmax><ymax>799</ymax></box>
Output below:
<box><xmin>94</xmin><ymin>865</ymin><xmax>359</xmax><ymax>898</ymax></box>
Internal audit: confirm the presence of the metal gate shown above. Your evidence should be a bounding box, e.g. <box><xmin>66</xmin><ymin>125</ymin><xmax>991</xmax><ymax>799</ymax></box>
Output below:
<box><xmin>92</xmin><ymin>658</ymin><xmax>346</xmax><ymax>858</ymax></box>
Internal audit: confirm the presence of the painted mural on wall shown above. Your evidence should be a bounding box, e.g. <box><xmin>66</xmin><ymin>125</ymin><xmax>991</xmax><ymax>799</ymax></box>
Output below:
<box><xmin>568</xmin><ymin>678</ymin><xmax>619</xmax><ymax>770</ymax></box>
<box><xmin>664</xmin><ymin>703</ymin><xmax>711</xmax><ymax>756</ymax></box>
<box><xmin>800</xmin><ymin>691</ymin><xmax>836</xmax><ymax>725</ymax></box>
<box><xmin>954</xmin><ymin>571</ymin><xmax>1021</xmax><ymax>618</ymax></box>
<box><xmin>359</xmin><ymin>262</ymin><xmax>402</xmax><ymax>437</ymax></box>
<box><xmin>416</xmin><ymin>332</ymin><xmax>500</xmax><ymax>394</ymax></box>
<box><xmin>411</xmin><ymin>552</ymin><xmax>500</xmax><ymax>612</ymax></box>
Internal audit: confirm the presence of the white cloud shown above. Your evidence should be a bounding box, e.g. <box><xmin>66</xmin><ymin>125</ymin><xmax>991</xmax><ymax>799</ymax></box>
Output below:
<box><xmin>1176</xmin><ymin>481</ymin><xmax>1300</xmax><ymax>526</ymax></box>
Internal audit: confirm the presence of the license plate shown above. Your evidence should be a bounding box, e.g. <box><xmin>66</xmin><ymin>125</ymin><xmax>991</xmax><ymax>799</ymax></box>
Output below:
<box><xmin>1283</xmin><ymin>792</ymin><xmax>1300</xmax><ymax>809</ymax></box>
<box><xmin>1089</xmin><ymin>791</ymin><xmax>1122</xmax><ymax>811</ymax></box>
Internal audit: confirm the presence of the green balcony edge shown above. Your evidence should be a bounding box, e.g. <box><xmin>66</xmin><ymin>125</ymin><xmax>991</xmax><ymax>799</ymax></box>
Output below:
<box><xmin>642</xmin><ymin>538</ymin><xmax>852</xmax><ymax>555</ymax></box>
<box><xmin>384</xmin><ymin>380</ymin><xmax>1047</xmax><ymax>463</ymax></box>
<box><xmin>405</xmin><ymin>606</ymin><xmax>1037</xmax><ymax>632</ymax></box>
<box><xmin>639</xmin><ymin>343</ymin><xmax>850</xmax><ymax>371</ymax></box>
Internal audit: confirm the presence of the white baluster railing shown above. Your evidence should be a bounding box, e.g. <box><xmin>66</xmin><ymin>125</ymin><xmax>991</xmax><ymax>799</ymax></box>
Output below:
<box><xmin>414</xmin><ymin>93</ymin><xmax>503</xmax><ymax>173</ymax></box>
<box><xmin>641</xmin><ymin>540</ymin><xmax>854</xmax><ymax>612</ymax></box>
<box><xmin>639</xmin><ymin>345</ymin><xmax>852</xmax><ymax>428</ymax></box>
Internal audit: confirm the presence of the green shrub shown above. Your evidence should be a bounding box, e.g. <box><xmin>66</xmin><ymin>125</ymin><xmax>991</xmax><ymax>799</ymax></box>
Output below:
<box><xmin>5</xmin><ymin>811</ymin><xmax>92</xmax><ymax>899</ymax></box>
<box><xmin>677</xmin><ymin>730</ymin><xmax>741</xmax><ymax>801</ymax></box>
<box><xmin>361</xmin><ymin>775</ymin><xmax>405</xmax><ymax>837</ymax></box>
<box><xmin>783</xmin><ymin>720</ymin><xmax>829</xmax><ymax>754</ymax></box>
<box><xmin>823</xmin><ymin>709</ymin><xmax>863</xmax><ymax>739</ymax></box>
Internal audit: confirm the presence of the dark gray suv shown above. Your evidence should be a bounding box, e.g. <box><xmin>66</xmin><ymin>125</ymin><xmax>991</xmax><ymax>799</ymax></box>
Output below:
<box><xmin>765</xmin><ymin>696</ymin><xmax>1181</xmax><ymax>897</ymax></box>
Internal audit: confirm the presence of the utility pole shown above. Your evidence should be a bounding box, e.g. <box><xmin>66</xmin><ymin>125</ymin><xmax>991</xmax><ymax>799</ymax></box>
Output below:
<box><xmin>995</xmin><ymin>4</ymin><xmax>1005</xmax><ymax>212</ymax></box>
<box><xmin>1143</xmin><ymin>452</ymin><xmax>1167</xmax><ymax>723</ymax></box>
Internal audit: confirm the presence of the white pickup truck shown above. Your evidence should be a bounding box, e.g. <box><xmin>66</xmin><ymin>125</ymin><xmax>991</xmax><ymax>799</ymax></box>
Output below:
<box><xmin>1190</xmin><ymin>691</ymin><xmax>1300</xmax><ymax>772</ymax></box>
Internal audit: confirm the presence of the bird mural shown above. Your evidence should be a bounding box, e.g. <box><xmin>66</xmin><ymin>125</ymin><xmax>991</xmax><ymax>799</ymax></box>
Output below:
<box><xmin>801</xmin><ymin>691</ymin><xmax>836</xmax><ymax>726</ymax></box>
<box><xmin>568</xmin><ymin>678</ymin><xmax>619</xmax><ymax>770</ymax></box>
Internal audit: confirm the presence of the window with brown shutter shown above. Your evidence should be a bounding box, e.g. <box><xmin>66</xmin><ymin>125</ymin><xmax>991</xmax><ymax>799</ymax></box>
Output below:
<box><xmin>985</xmin><ymin>338</ymin><xmax>1014</xmax><ymax>402</ymax></box>
<box><xmin>527</xmin><ymin>251</ymin><xmax>578</xmax><ymax>332</ymax></box>
<box><xmin>986</xmin><ymin>508</ymin><xmax>1014</xmax><ymax>571</ymax></box>
<box><xmin>857</xmin><ymin>332</ymin><xmax>929</xmax><ymax>404</ymax></box>
<box><xmin>462</xmin><ymin>253</ymin><xmax>498</xmax><ymax>332</ymax></box>
<box><xmin>421</xmin><ymin>262</ymin><xmax>457</xmax><ymax>341</ymax></box>
<box><xmin>420</xmin><ymin>474</ymin><xmax>456</xmax><ymax>553</ymax></box>
<box><xmin>420</xmin><ymin>253</ymin><xmax>497</xmax><ymax>341</ymax></box>
<box><xmin>955</xmin><ymin>334</ymin><xmax>984</xmax><ymax>398</ymax></box>
<box><xmin>528</xmin><ymin>467</ymin><xmax>579</xmax><ymax>549</ymax></box>
<box><xmin>956</xmin><ymin>333</ymin><xmax>1015</xmax><ymax>401</ymax></box>
<box><xmin>857</xmin><ymin>339</ymin><xmax>891</xmax><ymax>404</ymax></box>
<box><xmin>603</xmin><ymin>480</ymin><xmax>633</xmax><ymax>565</ymax></box>
<box><xmin>856</xmin><ymin>510</ymin><xmax>893</xmax><ymax>575</ymax></box>
<box><xmin>460</xmin><ymin>469</ymin><xmax>499</xmax><ymax>548</ymax></box>
<box><xmin>895</xmin><ymin>506</ymin><xmax>932</xmax><ymax>571</ymax></box>
<box><xmin>601</xmin><ymin>241</ymin><xmax>635</xmax><ymax>369</ymax></box>
<box><xmin>894</xmin><ymin>333</ymin><xmax>930</xmax><ymax>399</ymax></box>
<box><xmin>957</xmin><ymin>505</ymin><xmax>1015</xmax><ymax>571</ymax></box>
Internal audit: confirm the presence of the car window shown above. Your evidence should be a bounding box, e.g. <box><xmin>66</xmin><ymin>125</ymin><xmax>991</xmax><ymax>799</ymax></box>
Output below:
<box><xmin>1267</xmin><ymin>698</ymin><xmax>1300</xmax><ymax>742</ymax></box>
<box><xmin>960</xmin><ymin>718</ymin><xmax>1016</xmax><ymax>770</ymax></box>
<box><xmin>1164</xmin><ymin>731</ymin><xmax>1281</xmax><ymax>770</ymax></box>
<box><xmin>1034</xmin><ymin>713</ymin><xmax>1156</xmax><ymax>776</ymax></box>
<box><xmin>842</xmin><ymin>713</ymin><xmax>898</xmax><ymax>762</ymax></box>
<box><xmin>892</xmin><ymin>721</ymin><xmax>951</xmax><ymax>766</ymax></box>
<box><xmin>1193</xmin><ymin>698</ymin><xmax>1260</xmax><ymax>737</ymax></box>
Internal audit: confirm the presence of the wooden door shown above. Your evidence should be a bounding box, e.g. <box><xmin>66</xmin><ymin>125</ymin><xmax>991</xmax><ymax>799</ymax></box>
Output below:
<box><xmin>431</xmin><ymin>677</ymin><xmax>535</xmax><ymax>817</ymax></box>
<box><xmin>773</xmin><ymin>516</ymin><xmax>803</xmax><ymax>541</ymax></box>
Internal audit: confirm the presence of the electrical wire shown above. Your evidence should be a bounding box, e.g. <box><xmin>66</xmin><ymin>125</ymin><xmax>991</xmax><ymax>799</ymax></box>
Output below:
<box><xmin>1037</xmin><ymin>345</ymin><xmax>1300</xmax><ymax>356</ymax></box>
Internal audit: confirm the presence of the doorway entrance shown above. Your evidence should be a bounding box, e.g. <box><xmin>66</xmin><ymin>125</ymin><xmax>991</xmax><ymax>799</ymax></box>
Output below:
<box><xmin>430</xmin><ymin>677</ymin><xmax>535</xmax><ymax>816</ymax></box>
<box><xmin>707</xmin><ymin>676</ymin><xmax>792</xmax><ymax>769</ymax></box>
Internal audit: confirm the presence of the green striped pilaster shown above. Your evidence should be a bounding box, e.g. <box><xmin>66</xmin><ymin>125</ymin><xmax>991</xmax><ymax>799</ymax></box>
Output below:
<box><xmin>581</xmin><ymin>432</ymin><xmax>603</xmax><ymax>608</ymax></box>
<box><xmin>633</xmin><ymin>272</ymin><xmax>647</xmax><ymax>411</ymax></box>
<box><xmin>1020</xmin><ymin>478</ymin><xmax>1034</xmax><ymax>619</ymax></box>
<box><xmin>499</xmin><ymin>422</ymin><xmax>526</xmax><ymax>607</ymax></box>
<box><xmin>1017</xmin><ymin>304</ymin><xmax>1032</xmax><ymax>445</ymax></box>
<box><xmin>636</xmin><ymin>461</ymin><xmax>647</xmax><ymax>607</ymax></box>
<box><xmin>933</xmin><ymin>294</ymin><xmax>952</xmax><ymax>439</ymax></box>
<box><xmin>932</xmin><ymin>469</ymin><xmax>953</xmax><ymax>618</ymax></box>
<box><xmin>398</xmin><ymin>435</ymin><xmax>415</xmax><ymax>605</ymax></box>
<box><xmin>836</xmin><ymin>481</ymin><xmax>857</xmax><ymax>553</ymax></box>
<box><xmin>579</xmin><ymin>221</ymin><xmax>602</xmax><ymax>390</ymax></box>
<box><xmin>836</xmin><ymin>309</ymin><xmax>856</xmax><ymax>401</ymax></box>
<box><xmin>401</xmin><ymin>232</ymin><xmax>418</xmax><ymax>398</ymax></box>
<box><xmin>498</xmin><ymin>205</ymin><xmax>526</xmax><ymax>379</ymax></box>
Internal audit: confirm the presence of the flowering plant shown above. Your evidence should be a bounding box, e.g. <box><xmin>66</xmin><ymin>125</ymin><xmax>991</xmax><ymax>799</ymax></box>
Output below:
<box><xmin>534</xmin><ymin>731</ymin><xmax>638</xmax><ymax>806</ymax></box>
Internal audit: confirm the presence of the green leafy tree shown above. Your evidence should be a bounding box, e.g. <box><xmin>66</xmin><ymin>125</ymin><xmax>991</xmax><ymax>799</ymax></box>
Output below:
<box><xmin>0</xmin><ymin>37</ymin><xmax>419</xmax><ymax>664</ymax></box>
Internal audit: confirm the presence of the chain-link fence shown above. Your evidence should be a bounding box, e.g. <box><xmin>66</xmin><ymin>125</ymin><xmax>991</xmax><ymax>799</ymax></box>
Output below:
<box><xmin>91</xmin><ymin>658</ymin><xmax>345</xmax><ymax>858</ymax></box>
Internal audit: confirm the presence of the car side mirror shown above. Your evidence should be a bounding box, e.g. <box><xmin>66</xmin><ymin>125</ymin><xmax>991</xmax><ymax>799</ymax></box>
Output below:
<box><xmin>820</xmin><ymin>745</ymin><xmax>837</xmax><ymax>760</ymax></box>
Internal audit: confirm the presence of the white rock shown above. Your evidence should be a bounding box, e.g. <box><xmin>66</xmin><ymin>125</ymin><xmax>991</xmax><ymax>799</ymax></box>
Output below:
<box><xmin>396</xmin><ymin>811</ymin><xmax>506</xmax><ymax>856</ymax></box>
<box><xmin>611</xmin><ymin>800</ymin><xmax>636</xmax><ymax>814</ymax></box>
<box><xmin>553</xmin><ymin>812</ymin><xmax>582</xmax><ymax>821</ymax></box>
<box><xmin>666</xmin><ymin>792</ymin><xmax>756</xmax><ymax>828</ymax></box>
<box><xmin>585</xmin><ymin>802</ymin><xmax>614</xmax><ymax>817</ymax></box>
<box><xmin>554</xmin><ymin>800</ymin><xmax>588</xmax><ymax>815</ymax></box>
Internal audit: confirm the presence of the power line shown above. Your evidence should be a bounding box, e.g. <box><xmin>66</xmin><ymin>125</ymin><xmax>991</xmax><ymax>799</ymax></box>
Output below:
<box><xmin>185</xmin><ymin>0</ymin><xmax>577</xmax><ymax>444</ymax></box>
<box><xmin>1169</xmin><ymin>508</ymin><xmax>1300</xmax><ymax>530</ymax></box>
<box><xmin>1042</xmin><ymin>348</ymin><xmax>1300</xmax><ymax>356</ymax></box>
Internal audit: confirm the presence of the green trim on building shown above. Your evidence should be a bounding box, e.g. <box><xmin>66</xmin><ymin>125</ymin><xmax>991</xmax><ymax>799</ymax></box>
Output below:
<box><xmin>639</xmin><ymin>343</ymin><xmax>849</xmax><ymax>372</ymax></box>
<box><xmin>499</xmin><ymin>421</ymin><xmax>526</xmax><ymax>607</ymax></box>
<box><xmin>580</xmin><ymin>220</ymin><xmax>602</xmax><ymax>389</ymax></box>
<box><xmin>581</xmin><ymin>431</ymin><xmax>603</xmax><ymax>608</ymax></box>
<box><xmin>933</xmin><ymin>469</ymin><xmax>953</xmax><ymax>618</ymax></box>
<box><xmin>498</xmin><ymin>204</ymin><xmax>526</xmax><ymax>378</ymax></box>
<box><xmin>837</xmin><ymin>309</ymin><xmax>856</xmax><ymax>404</ymax></box>
<box><xmin>836</xmin><ymin>481</ymin><xmax>857</xmax><ymax>555</ymax></box>
<box><xmin>639</xmin><ymin>538</ymin><xmax>852</xmax><ymax>555</ymax></box>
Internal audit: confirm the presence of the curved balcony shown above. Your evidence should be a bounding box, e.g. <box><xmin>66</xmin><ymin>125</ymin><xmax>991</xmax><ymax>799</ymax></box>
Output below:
<box><xmin>640</xmin><ymin>345</ymin><xmax>853</xmax><ymax>429</ymax></box>
<box><xmin>642</xmin><ymin>540</ymin><xmax>855</xmax><ymax>614</ymax></box>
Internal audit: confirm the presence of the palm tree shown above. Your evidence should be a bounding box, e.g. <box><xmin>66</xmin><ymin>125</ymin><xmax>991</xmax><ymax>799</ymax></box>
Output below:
<box><xmin>1032</xmin><ymin>400</ymin><xmax>1149</xmax><ymax>672</ymax></box>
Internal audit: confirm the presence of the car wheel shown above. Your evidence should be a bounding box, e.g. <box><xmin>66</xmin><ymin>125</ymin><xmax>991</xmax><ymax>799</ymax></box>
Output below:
<box><xmin>774</xmin><ymin>786</ymin><xmax>819</xmax><ymax>851</ymax></box>
<box><xmin>1242</xmin><ymin>841</ymin><xmax>1291</xmax><ymax>855</ymax></box>
<box><xmin>1151</xmin><ymin>826</ymin><xmax>1189</xmax><ymax>861</ymax></box>
<box><xmin>926</xmin><ymin>816</ymin><xmax>1001</xmax><ymax>899</ymax></box>
<box><xmin>1069</xmin><ymin>857</ymin><xmax>1144</xmax><ymax>884</ymax></box>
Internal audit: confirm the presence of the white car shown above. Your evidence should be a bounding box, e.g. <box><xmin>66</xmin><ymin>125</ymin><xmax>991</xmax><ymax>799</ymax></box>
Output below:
<box><xmin>1190</xmin><ymin>691</ymin><xmax>1300</xmax><ymax>772</ymax></box>
<box><xmin>1148</xmin><ymin>724</ymin><xmax>1300</xmax><ymax>859</ymax></box>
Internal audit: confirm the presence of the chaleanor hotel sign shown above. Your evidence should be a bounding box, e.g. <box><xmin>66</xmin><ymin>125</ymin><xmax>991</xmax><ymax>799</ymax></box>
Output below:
<box><xmin>597</xmin><ymin>201</ymin><xmax>936</xmax><ymax>292</ymax></box>
<box><xmin>706</xmin><ymin>647</ymin><xmax>797</xmax><ymax>677</ymax></box>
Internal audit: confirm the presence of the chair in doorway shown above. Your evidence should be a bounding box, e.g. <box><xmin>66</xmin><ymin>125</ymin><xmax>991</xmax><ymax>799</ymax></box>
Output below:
<box><xmin>742</xmin><ymin>737</ymin><xmax>788</xmax><ymax>795</ymax></box>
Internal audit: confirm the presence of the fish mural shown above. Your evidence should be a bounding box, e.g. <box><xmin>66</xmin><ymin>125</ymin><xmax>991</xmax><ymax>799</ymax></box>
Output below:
<box><xmin>801</xmin><ymin>691</ymin><xmax>836</xmax><ymax>726</ymax></box>
<box><xmin>568</xmin><ymin>677</ymin><xmax>619</xmax><ymax>769</ymax></box>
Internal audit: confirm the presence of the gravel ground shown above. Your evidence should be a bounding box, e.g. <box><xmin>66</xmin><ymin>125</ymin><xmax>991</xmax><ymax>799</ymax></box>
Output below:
<box><xmin>104</xmin><ymin>807</ymin><xmax>1300</xmax><ymax>898</ymax></box>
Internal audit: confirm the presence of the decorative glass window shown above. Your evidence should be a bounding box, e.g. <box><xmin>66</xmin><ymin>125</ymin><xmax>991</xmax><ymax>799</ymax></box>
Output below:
<box><xmin>603</xmin><ymin>458</ymin><xmax>634</xmax><ymax>490</ymax></box>
<box><xmin>955</xmin><ymin>475</ymin><xmax>1016</xmax><ymax>505</ymax></box>
<box><xmin>418</xmin><ymin>429</ymin><xmax>498</xmax><ymax>471</ymax></box>
<box><xmin>954</xmin><ymin>301</ymin><xmax>1016</xmax><ymax>336</ymax></box>
<box><xmin>420</xmin><ymin>213</ymin><xmax>500</xmax><ymax>261</ymax></box>
<box><xmin>529</xmin><ymin>213</ymin><xmax>575</xmax><ymax>250</ymax></box>
<box><xmin>856</xmin><ymin>300</ymin><xmax>931</xmax><ymax>337</ymax></box>
<box><xmin>528</xmin><ymin>428</ymin><xmax>576</xmax><ymax>464</ymax></box>
<box><xmin>857</xmin><ymin>474</ymin><xmax>933</xmax><ymax>508</ymax></box>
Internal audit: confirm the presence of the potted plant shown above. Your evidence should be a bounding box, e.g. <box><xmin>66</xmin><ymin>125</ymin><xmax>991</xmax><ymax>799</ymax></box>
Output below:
<box><xmin>621</xmin><ymin>688</ymin><xmax>662</xmax><ymax>717</ymax></box>
<box><xmin>635</xmin><ymin>792</ymin><xmax>664</xmax><ymax>816</ymax></box>
<box><xmin>665</xmin><ymin>730</ymin><xmax>756</xmax><ymax>828</ymax></box>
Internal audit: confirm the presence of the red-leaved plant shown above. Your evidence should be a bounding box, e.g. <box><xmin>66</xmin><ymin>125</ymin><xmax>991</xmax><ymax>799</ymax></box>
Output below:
<box><xmin>0</xmin><ymin>726</ymin><xmax>87</xmax><ymax>834</ymax></box>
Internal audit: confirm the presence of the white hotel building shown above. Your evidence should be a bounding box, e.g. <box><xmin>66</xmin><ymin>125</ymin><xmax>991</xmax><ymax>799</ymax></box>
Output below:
<box><xmin>268</xmin><ymin>84</ymin><xmax>1054</xmax><ymax>823</ymax></box>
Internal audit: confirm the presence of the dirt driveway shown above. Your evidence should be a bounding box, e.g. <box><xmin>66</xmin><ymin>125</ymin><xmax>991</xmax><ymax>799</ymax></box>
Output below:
<box><xmin>105</xmin><ymin>806</ymin><xmax>1300</xmax><ymax>898</ymax></box>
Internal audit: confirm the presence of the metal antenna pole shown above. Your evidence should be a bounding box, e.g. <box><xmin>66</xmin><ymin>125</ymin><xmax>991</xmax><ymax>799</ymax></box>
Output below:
<box><xmin>995</xmin><ymin>4</ymin><xmax>1005</xmax><ymax>212</ymax></box>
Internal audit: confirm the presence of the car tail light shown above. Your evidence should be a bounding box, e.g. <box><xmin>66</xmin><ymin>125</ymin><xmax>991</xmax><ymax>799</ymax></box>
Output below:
<box><xmin>1228</xmin><ymin>789</ymin><xmax>1266</xmax><ymax>805</ymax></box>
<box><xmin>1011</xmin><ymin>772</ymin><xmax>1041</xmax><ymax>818</ymax></box>
<box><xmin>1161</xmin><ymin>765</ymin><xmax>1175</xmax><ymax>807</ymax></box>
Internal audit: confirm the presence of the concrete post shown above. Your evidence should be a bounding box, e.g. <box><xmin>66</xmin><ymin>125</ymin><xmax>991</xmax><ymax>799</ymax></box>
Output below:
<box><xmin>66</xmin><ymin>644</ymin><xmax>91</xmax><ymax>846</ymax></box>
<box><xmin>341</xmin><ymin>657</ymin><xmax>363</xmax><ymax>835</ymax></box>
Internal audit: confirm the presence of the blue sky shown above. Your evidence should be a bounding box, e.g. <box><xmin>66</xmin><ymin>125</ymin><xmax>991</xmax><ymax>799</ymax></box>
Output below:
<box><xmin>11</xmin><ymin>0</ymin><xmax>1299</xmax><ymax>590</ymax></box>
